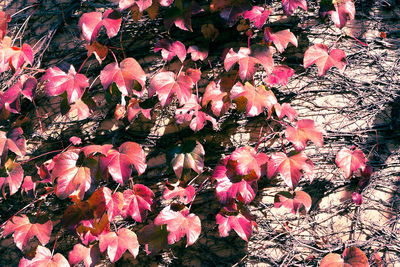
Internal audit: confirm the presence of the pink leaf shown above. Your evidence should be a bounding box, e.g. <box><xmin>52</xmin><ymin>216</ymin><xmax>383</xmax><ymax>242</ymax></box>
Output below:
<box><xmin>127</xmin><ymin>98</ymin><xmax>152</xmax><ymax>122</ymax></box>
<box><xmin>0</xmin><ymin>75</ymin><xmax>36</xmax><ymax>113</ymax></box>
<box><xmin>282</xmin><ymin>0</ymin><xmax>307</xmax><ymax>15</ymax></box>
<box><xmin>212</xmin><ymin>156</ymin><xmax>260</xmax><ymax>204</ymax></box>
<box><xmin>230</xmin><ymin>146</ymin><xmax>263</xmax><ymax>178</ymax></box>
<box><xmin>175</xmin><ymin>95</ymin><xmax>216</xmax><ymax>132</ymax></box>
<box><xmin>3</xmin><ymin>215</ymin><xmax>52</xmax><ymax>251</ymax></box>
<box><xmin>335</xmin><ymin>147</ymin><xmax>367</xmax><ymax>179</ymax></box>
<box><xmin>274</xmin><ymin>103</ymin><xmax>297</xmax><ymax>121</ymax></box>
<box><xmin>42</xmin><ymin>65</ymin><xmax>89</xmax><ymax>103</ymax></box>
<box><xmin>216</xmin><ymin>211</ymin><xmax>254</xmax><ymax>241</ymax></box>
<box><xmin>21</xmin><ymin>176</ymin><xmax>36</xmax><ymax>196</ymax></box>
<box><xmin>19</xmin><ymin>245</ymin><xmax>69</xmax><ymax>267</ymax></box>
<box><xmin>265</xmin><ymin>65</ymin><xmax>294</xmax><ymax>87</ymax></box>
<box><xmin>105</xmin><ymin>142</ymin><xmax>146</xmax><ymax>185</ymax></box>
<box><xmin>68</xmin><ymin>244</ymin><xmax>101</xmax><ymax>267</ymax></box>
<box><xmin>154</xmin><ymin>39</ymin><xmax>186</xmax><ymax>62</ymax></box>
<box><xmin>187</xmin><ymin>45</ymin><xmax>208</xmax><ymax>61</ymax></box>
<box><xmin>267</xmin><ymin>152</ymin><xmax>314</xmax><ymax>189</ymax></box>
<box><xmin>52</xmin><ymin>149</ymin><xmax>93</xmax><ymax>200</ymax></box>
<box><xmin>154</xmin><ymin>206</ymin><xmax>201</xmax><ymax>246</ymax></box>
<box><xmin>224</xmin><ymin>45</ymin><xmax>275</xmax><ymax>81</ymax></box>
<box><xmin>163</xmin><ymin>184</ymin><xmax>195</xmax><ymax>205</ymax></box>
<box><xmin>79</xmin><ymin>9</ymin><xmax>122</xmax><ymax>42</ymax></box>
<box><xmin>69</xmin><ymin>136</ymin><xmax>82</xmax><ymax>145</ymax></box>
<box><xmin>274</xmin><ymin>190</ymin><xmax>312</xmax><ymax>214</ymax></box>
<box><xmin>68</xmin><ymin>99</ymin><xmax>91</xmax><ymax>120</ymax></box>
<box><xmin>149</xmin><ymin>71</ymin><xmax>193</xmax><ymax>106</ymax></box>
<box><xmin>100</xmin><ymin>57</ymin><xmax>146</xmax><ymax>96</ymax></box>
<box><xmin>0</xmin><ymin>11</ymin><xmax>11</xmax><ymax>40</ymax></box>
<box><xmin>8</xmin><ymin>43</ymin><xmax>34</xmax><ymax>70</ymax></box>
<box><xmin>119</xmin><ymin>0</ymin><xmax>153</xmax><ymax>11</ymax></box>
<box><xmin>244</xmin><ymin>6</ymin><xmax>271</xmax><ymax>29</ymax></box>
<box><xmin>1</xmin><ymin>161</ymin><xmax>24</xmax><ymax>196</ymax></box>
<box><xmin>231</xmin><ymin>82</ymin><xmax>277</xmax><ymax>117</ymax></box>
<box><xmin>352</xmin><ymin>192</ymin><xmax>363</xmax><ymax>205</ymax></box>
<box><xmin>264</xmin><ymin>28</ymin><xmax>298</xmax><ymax>53</ymax></box>
<box><xmin>331</xmin><ymin>0</ymin><xmax>355</xmax><ymax>29</ymax></box>
<box><xmin>99</xmin><ymin>228</ymin><xmax>139</xmax><ymax>262</ymax></box>
<box><xmin>0</xmin><ymin>127</ymin><xmax>26</xmax><ymax>160</ymax></box>
<box><xmin>164</xmin><ymin>1</ymin><xmax>203</xmax><ymax>31</ymax></box>
<box><xmin>103</xmin><ymin>187</ymin><xmax>124</xmax><ymax>222</ymax></box>
<box><xmin>122</xmin><ymin>184</ymin><xmax>154</xmax><ymax>222</ymax></box>
<box><xmin>202</xmin><ymin>80</ymin><xmax>229</xmax><ymax>117</ymax></box>
<box><xmin>285</xmin><ymin>119</ymin><xmax>324</xmax><ymax>151</ymax></box>
<box><xmin>304</xmin><ymin>44</ymin><xmax>347</xmax><ymax>76</ymax></box>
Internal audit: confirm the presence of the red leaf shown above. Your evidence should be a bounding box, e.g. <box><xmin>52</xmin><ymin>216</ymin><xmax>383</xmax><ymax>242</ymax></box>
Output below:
<box><xmin>213</xmin><ymin>156</ymin><xmax>259</xmax><ymax>204</ymax></box>
<box><xmin>119</xmin><ymin>0</ymin><xmax>153</xmax><ymax>11</ymax></box>
<box><xmin>52</xmin><ymin>149</ymin><xmax>93</xmax><ymax>200</ymax></box>
<box><xmin>202</xmin><ymin>80</ymin><xmax>229</xmax><ymax>117</ymax></box>
<box><xmin>127</xmin><ymin>98</ymin><xmax>152</xmax><ymax>122</ymax></box>
<box><xmin>331</xmin><ymin>0</ymin><xmax>355</xmax><ymax>29</ymax></box>
<box><xmin>185</xmin><ymin>68</ymin><xmax>201</xmax><ymax>84</ymax></box>
<box><xmin>68</xmin><ymin>244</ymin><xmax>101</xmax><ymax>267</ymax></box>
<box><xmin>320</xmin><ymin>247</ymin><xmax>369</xmax><ymax>267</ymax></box>
<box><xmin>231</xmin><ymin>82</ymin><xmax>277</xmax><ymax>117</ymax></box>
<box><xmin>0</xmin><ymin>11</ymin><xmax>11</xmax><ymax>39</ymax></box>
<box><xmin>244</xmin><ymin>6</ymin><xmax>271</xmax><ymax>29</ymax></box>
<box><xmin>99</xmin><ymin>228</ymin><xmax>139</xmax><ymax>262</ymax></box>
<box><xmin>154</xmin><ymin>39</ymin><xmax>186</xmax><ymax>62</ymax></box>
<box><xmin>149</xmin><ymin>71</ymin><xmax>193</xmax><ymax>106</ymax></box>
<box><xmin>19</xmin><ymin>245</ymin><xmax>69</xmax><ymax>267</ymax></box>
<box><xmin>264</xmin><ymin>28</ymin><xmax>298</xmax><ymax>53</ymax></box>
<box><xmin>0</xmin><ymin>74</ymin><xmax>36</xmax><ymax>113</ymax></box>
<box><xmin>285</xmin><ymin>119</ymin><xmax>324</xmax><ymax>151</ymax></box>
<box><xmin>267</xmin><ymin>152</ymin><xmax>314</xmax><ymax>189</ymax></box>
<box><xmin>0</xmin><ymin>127</ymin><xmax>26</xmax><ymax>160</ymax></box>
<box><xmin>86</xmin><ymin>41</ymin><xmax>108</xmax><ymax>64</ymax></box>
<box><xmin>79</xmin><ymin>9</ymin><xmax>122</xmax><ymax>42</ymax></box>
<box><xmin>3</xmin><ymin>215</ymin><xmax>52</xmax><ymax>251</ymax></box>
<box><xmin>1</xmin><ymin>160</ymin><xmax>24</xmax><ymax>196</ymax></box>
<box><xmin>264</xmin><ymin>65</ymin><xmax>294</xmax><ymax>87</ymax></box>
<box><xmin>7</xmin><ymin>43</ymin><xmax>34</xmax><ymax>71</ymax></box>
<box><xmin>352</xmin><ymin>192</ymin><xmax>363</xmax><ymax>205</ymax></box>
<box><xmin>122</xmin><ymin>184</ymin><xmax>154</xmax><ymax>222</ymax></box>
<box><xmin>224</xmin><ymin>46</ymin><xmax>275</xmax><ymax>81</ymax></box>
<box><xmin>104</xmin><ymin>142</ymin><xmax>146</xmax><ymax>185</ymax></box>
<box><xmin>282</xmin><ymin>0</ymin><xmax>307</xmax><ymax>15</ymax></box>
<box><xmin>187</xmin><ymin>45</ymin><xmax>208</xmax><ymax>61</ymax></box>
<box><xmin>42</xmin><ymin>65</ymin><xmax>89</xmax><ymax>103</ymax></box>
<box><xmin>163</xmin><ymin>184</ymin><xmax>195</xmax><ymax>205</ymax></box>
<box><xmin>103</xmin><ymin>187</ymin><xmax>124</xmax><ymax>222</ymax></box>
<box><xmin>274</xmin><ymin>190</ymin><xmax>312</xmax><ymax>214</ymax></box>
<box><xmin>335</xmin><ymin>147</ymin><xmax>367</xmax><ymax>179</ymax></box>
<box><xmin>175</xmin><ymin>95</ymin><xmax>216</xmax><ymax>132</ymax></box>
<box><xmin>274</xmin><ymin>103</ymin><xmax>297</xmax><ymax>121</ymax></box>
<box><xmin>154</xmin><ymin>206</ymin><xmax>201</xmax><ymax>246</ymax></box>
<box><xmin>216</xmin><ymin>211</ymin><xmax>254</xmax><ymax>241</ymax></box>
<box><xmin>170</xmin><ymin>140</ymin><xmax>205</xmax><ymax>179</ymax></box>
<box><xmin>100</xmin><ymin>57</ymin><xmax>146</xmax><ymax>96</ymax></box>
<box><xmin>304</xmin><ymin>44</ymin><xmax>347</xmax><ymax>76</ymax></box>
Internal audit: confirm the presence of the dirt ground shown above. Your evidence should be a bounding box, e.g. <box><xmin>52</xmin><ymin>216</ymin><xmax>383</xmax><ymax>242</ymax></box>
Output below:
<box><xmin>0</xmin><ymin>0</ymin><xmax>400</xmax><ymax>266</ymax></box>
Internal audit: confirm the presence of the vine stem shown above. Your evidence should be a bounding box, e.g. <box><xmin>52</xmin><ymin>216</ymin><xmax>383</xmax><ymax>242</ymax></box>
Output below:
<box><xmin>18</xmin><ymin>148</ymin><xmax>64</xmax><ymax>165</ymax></box>
<box><xmin>77</xmin><ymin>56</ymin><xmax>90</xmax><ymax>74</ymax></box>
<box><xmin>188</xmin><ymin>177</ymin><xmax>210</xmax><ymax>210</ymax></box>
<box><xmin>0</xmin><ymin>190</ymin><xmax>54</xmax><ymax>229</ymax></box>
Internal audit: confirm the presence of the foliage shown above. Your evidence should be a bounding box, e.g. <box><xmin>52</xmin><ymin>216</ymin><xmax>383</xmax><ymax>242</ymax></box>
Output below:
<box><xmin>0</xmin><ymin>0</ymin><xmax>375</xmax><ymax>266</ymax></box>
